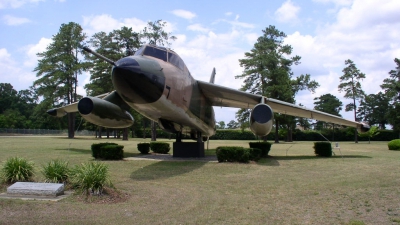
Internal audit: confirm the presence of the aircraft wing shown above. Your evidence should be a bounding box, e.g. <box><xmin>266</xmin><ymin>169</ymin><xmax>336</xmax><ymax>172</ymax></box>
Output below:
<box><xmin>197</xmin><ymin>80</ymin><xmax>362</xmax><ymax>128</ymax></box>
<box><xmin>46</xmin><ymin>92</ymin><xmax>111</xmax><ymax>117</ymax></box>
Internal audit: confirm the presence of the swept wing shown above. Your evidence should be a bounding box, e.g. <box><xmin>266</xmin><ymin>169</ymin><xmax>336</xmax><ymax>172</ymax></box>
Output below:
<box><xmin>197</xmin><ymin>80</ymin><xmax>365</xmax><ymax>129</ymax></box>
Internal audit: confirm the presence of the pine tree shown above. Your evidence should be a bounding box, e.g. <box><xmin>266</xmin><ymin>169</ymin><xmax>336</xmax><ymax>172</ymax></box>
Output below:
<box><xmin>236</xmin><ymin>25</ymin><xmax>319</xmax><ymax>143</ymax></box>
<box><xmin>338</xmin><ymin>59</ymin><xmax>366</xmax><ymax>143</ymax></box>
<box><xmin>33</xmin><ymin>22</ymin><xmax>87</xmax><ymax>138</ymax></box>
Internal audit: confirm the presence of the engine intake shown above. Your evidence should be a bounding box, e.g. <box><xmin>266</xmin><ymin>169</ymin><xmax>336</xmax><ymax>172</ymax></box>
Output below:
<box><xmin>250</xmin><ymin>104</ymin><xmax>274</xmax><ymax>137</ymax></box>
<box><xmin>357</xmin><ymin>122</ymin><xmax>370</xmax><ymax>133</ymax></box>
<box><xmin>77</xmin><ymin>97</ymin><xmax>134</xmax><ymax>128</ymax></box>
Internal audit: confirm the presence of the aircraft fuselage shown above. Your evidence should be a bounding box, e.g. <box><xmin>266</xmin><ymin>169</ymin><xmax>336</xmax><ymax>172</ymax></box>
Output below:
<box><xmin>111</xmin><ymin>45</ymin><xmax>216</xmax><ymax>138</ymax></box>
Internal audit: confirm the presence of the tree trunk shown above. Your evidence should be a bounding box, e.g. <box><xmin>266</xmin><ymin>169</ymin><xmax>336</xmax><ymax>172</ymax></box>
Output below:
<box><xmin>67</xmin><ymin>113</ymin><xmax>75</xmax><ymax>138</ymax></box>
<box><xmin>274</xmin><ymin>120</ymin><xmax>279</xmax><ymax>143</ymax></box>
<box><xmin>354</xmin><ymin>129</ymin><xmax>358</xmax><ymax>143</ymax></box>
<box><xmin>151</xmin><ymin>121</ymin><xmax>157</xmax><ymax>141</ymax></box>
<box><xmin>287</xmin><ymin>126</ymin><xmax>293</xmax><ymax>142</ymax></box>
<box><xmin>353</xmin><ymin>99</ymin><xmax>358</xmax><ymax>143</ymax></box>
<box><xmin>143</xmin><ymin>120</ymin><xmax>146</xmax><ymax>139</ymax></box>
<box><xmin>122</xmin><ymin>128</ymin><xmax>128</xmax><ymax>140</ymax></box>
<box><xmin>99</xmin><ymin>127</ymin><xmax>102</xmax><ymax>138</ymax></box>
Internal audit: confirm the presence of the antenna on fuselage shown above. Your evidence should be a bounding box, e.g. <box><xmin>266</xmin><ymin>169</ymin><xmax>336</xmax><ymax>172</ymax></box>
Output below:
<box><xmin>82</xmin><ymin>46</ymin><xmax>116</xmax><ymax>66</ymax></box>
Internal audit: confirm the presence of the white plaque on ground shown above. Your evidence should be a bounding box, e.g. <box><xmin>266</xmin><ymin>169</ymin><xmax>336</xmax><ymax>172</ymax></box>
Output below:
<box><xmin>7</xmin><ymin>182</ymin><xmax>64</xmax><ymax>197</ymax></box>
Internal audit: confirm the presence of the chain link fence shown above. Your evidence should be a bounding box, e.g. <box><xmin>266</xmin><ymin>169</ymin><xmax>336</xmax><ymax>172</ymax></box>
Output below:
<box><xmin>0</xmin><ymin>128</ymin><xmax>97</xmax><ymax>136</ymax></box>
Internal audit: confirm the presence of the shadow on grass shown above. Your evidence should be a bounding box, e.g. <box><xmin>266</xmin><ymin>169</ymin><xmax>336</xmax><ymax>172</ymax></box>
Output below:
<box><xmin>256</xmin><ymin>154</ymin><xmax>372</xmax><ymax>166</ymax></box>
<box><xmin>55</xmin><ymin>148</ymin><xmax>91</xmax><ymax>154</ymax></box>
<box><xmin>130</xmin><ymin>161</ymin><xmax>207</xmax><ymax>181</ymax></box>
<box><xmin>124</xmin><ymin>152</ymin><xmax>141</xmax><ymax>158</ymax></box>
<box><xmin>273</xmin><ymin>155</ymin><xmax>372</xmax><ymax>160</ymax></box>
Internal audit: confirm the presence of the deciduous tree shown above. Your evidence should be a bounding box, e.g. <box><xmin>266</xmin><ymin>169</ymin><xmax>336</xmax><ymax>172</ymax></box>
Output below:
<box><xmin>356</xmin><ymin>92</ymin><xmax>389</xmax><ymax>129</ymax></box>
<box><xmin>381</xmin><ymin>58</ymin><xmax>400</xmax><ymax>134</ymax></box>
<box><xmin>313</xmin><ymin>93</ymin><xmax>342</xmax><ymax>129</ymax></box>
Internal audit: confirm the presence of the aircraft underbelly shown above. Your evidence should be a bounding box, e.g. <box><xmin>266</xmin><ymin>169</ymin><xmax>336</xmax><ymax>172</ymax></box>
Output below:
<box><xmin>129</xmin><ymin>95</ymin><xmax>215</xmax><ymax>136</ymax></box>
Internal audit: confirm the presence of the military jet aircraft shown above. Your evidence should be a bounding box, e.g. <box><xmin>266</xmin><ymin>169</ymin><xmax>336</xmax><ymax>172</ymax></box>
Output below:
<box><xmin>47</xmin><ymin>44</ymin><xmax>369</xmax><ymax>157</ymax></box>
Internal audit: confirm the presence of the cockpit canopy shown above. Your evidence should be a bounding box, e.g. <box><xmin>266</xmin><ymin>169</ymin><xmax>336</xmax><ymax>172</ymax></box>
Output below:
<box><xmin>135</xmin><ymin>45</ymin><xmax>188</xmax><ymax>72</ymax></box>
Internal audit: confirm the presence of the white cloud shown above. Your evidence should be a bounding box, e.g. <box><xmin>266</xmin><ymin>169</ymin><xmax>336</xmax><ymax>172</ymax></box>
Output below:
<box><xmin>215</xmin><ymin>18</ymin><xmax>255</xmax><ymax>29</ymax></box>
<box><xmin>82</xmin><ymin>14</ymin><xmax>148</xmax><ymax>35</ymax></box>
<box><xmin>244</xmin><ymin>33</ymin><xmax>259</xmax><ymax>45</ymax></box>
<box><xmin>282</xmin><ymin>0</ymin><xmax>400</xmax><ymax>120</ymax></box>
<box><xmin>82</xmin><ymin>14</ymin><xmax>122</xmax><ymax>34</ymax></box>
<box><xmin>0</xmin><ymin>48</ymin><xmax>37</xmax><ymax>90</ymax></box>
<box><xmin>275</xmin><ymin>0</ymin><xmax>301</xmax><ymax>23</ymax></box>
<box><xmin>312</xmin><ymin>0</ymin><xmax>352</xmax><ymax>6</ymax></box>
<box><xmin>3</xmin><ymin>15</ymin><xmax>31</xmax><ymax>25</ymax></box>
<box><xmin>187</xmin><ymin>23</ymin><xmax>209</xmax><ymax>33</ymax></box>
<box><xmin>171</xmin><ymin>9</ymin><xmax>196</xmax><ymax>20</ymax></box>
<box><xmin>225</xmin><ymin>12</ymin><xmax>233</xmax><ymax>16</ymax></box>
<box><xmin>0</xmin><ymin>48</ymin><xmax>12</xmax><ymax>62</ymax></box>
<box><xmin>23</xmin><ymin>37</ymin><xmax>52</xmax><ymax>67</ymax></box>
<box><xmin>0</xmin><ymin>0</ymin><xmax>44</xmax><ymax>9</ymax></box>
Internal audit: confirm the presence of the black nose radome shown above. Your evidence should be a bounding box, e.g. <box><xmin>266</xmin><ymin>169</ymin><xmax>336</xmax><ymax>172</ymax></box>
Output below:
<box><xmin>112</xmin><ymin>57</ymin><xmax>165</xmax><ymax>104</ymax></box>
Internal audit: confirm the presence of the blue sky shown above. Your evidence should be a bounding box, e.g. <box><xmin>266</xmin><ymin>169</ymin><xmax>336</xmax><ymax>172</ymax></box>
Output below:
<box><xmin>1</xmin><ymin>0</ymin><xmax>400</xmax><ymax>123</ymax></box>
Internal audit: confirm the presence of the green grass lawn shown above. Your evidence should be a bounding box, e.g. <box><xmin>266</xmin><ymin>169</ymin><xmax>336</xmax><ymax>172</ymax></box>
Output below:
<box><xmin>0</xmin><ymin>136</ymin><xmax>399</xmax><ymax>225</ymax></box>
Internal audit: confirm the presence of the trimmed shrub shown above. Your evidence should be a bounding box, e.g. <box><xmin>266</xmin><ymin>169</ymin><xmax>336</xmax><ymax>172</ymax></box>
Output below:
<box><xmin>91</xmin><ymin>143</ymin><xmax>118</xmax><ymax>159</ymax></box>
<box><xmin>137</xmin><ymin>143</ymin><xmax>150</xmax><ymax>154</ymax></box>
<box><xmin>70</xmin><ymin>162</ymin><xmax>113</xmax><ymax>196</ymax></box>
<box><xmin>42</xmin><ymin>159</ymin><xmax>70</xmax><ymax>183</ymax></box>
<box><xmin>248</xmin><ymin>148</ymin><xmax>262</xmax><ymax>161</ymax></box>
<box><xmin>1</xmin><ymin>157</ymin><xmax>34</xmax><ymax>183</ymax></box>
<box><xmin>150</xmin><ymin>142</ymin><xmax>170</xmax><ymax>154</ymax></box>
<box><xmin>216</xmin><ymin>146</ymin><xmax>250</xmax><ymax>163</ymax></box>
<box><xmin>210</xmin><ymin>130</ymin><xmax>258</xmax><ymax>140</ymax></box>
<box><xmin>314</xmin><ymin>142</ymin><xmax>332</xmax><ymax>157</ymax></box>
<box><xmin>249</xmin><ymin>142</ymin><xmax>272</xmax><ymax>157</ymax></box>
<box><xmin>101</xmin><ymin>145</ymin><xmax>124</xmax><ymax>160</ymax></box>
<box><xmin>388</xmin><ymin>139</ymin><xmax>400</xmax><ymax>150</ymax></box>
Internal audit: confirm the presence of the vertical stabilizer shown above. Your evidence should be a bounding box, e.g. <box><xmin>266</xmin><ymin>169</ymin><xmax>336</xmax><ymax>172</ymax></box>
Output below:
<box><xmin>209</xmin><ymin>68</ymin><xmax>216</xmax><ymax>83</ymax></box>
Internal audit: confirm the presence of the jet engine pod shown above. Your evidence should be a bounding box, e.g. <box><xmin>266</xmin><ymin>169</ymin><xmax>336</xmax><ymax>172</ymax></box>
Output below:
<box><xmin>250</xmin><ymin>103</ymin><xmax>274</xmax><ymax>137</ymax></box>
<box><xmin>78</xmin><ymin>97</ymin><xmax>134</xmax><ymax>128</ymax></box>
<box><xmin>357</xmin><ymin>122</ymin><xmax>370</xmax><ymax>133</ymax></box>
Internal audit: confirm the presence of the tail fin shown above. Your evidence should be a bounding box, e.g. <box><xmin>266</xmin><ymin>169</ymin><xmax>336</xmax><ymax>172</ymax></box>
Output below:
<box><xmin>209</xmin><ymin>68</ymin><xmax>216</xmax><ymax>83</ymax></box>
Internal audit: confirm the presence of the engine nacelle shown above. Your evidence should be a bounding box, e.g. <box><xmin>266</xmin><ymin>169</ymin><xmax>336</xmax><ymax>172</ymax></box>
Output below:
<box><xmin>250</xmin><ymin>104</ymin><xmax>274</xmax><ymax>137</ymax></box>
<box><xmin>357</xmin><ymin>122</ymin><xmax>370</xmax><ymax>133</ymax></box>
<box><xmin>78</xmin><ymin>97</ymin><xmax>134</xmax><ymax>128</ymax></box>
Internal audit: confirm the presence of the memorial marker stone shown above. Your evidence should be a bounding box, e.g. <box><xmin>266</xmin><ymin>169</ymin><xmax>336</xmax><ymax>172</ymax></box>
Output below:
<box><xmin>7</xmin><ymin>182</ymin><xmax>64</xmax><ymax>197</ymax></box>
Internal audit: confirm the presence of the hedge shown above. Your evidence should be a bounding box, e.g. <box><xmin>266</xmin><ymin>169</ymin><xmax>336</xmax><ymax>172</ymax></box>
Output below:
<box><xmin>91</xmin><ymin>143</ymin><xmax>123</xmax><ymax>160</ymax></box>
<box><xmin>101</xmin><ymin>145</ymin><xmax>124</xmax><ymax>160</ymax></box>
<box><xmin>137</xmin><ymin>143</ymin><xmax>151</xmax><ymax>154</ymax></box>
<box><xmin>388</xmin><ymin>139</ymin><xmax>400</xmax><ymax>150</ymax></box>
<box><xmin>150</xmin><ymin>142</ymin><xmax>170</xmax><ymax>154</ymax></box>
<box><xmin>313</xmin><ymin>142</ymin><xmax>332</xmax><ymax>157</ymax></box>
<box><xmin>91</xmin><ymin>143</ymin><xmax>118</xmax><ymax>159</ymax></box>
<box><xmin>133</xmin><ymin>127</ymin><xmax>398</xmax><ymax>142</ymax></box>
<box><xmin>216</xmin><ymin>147</ymin><xmax>262</xmax><ymax>163</ymax></box>
<box><xmin>249</xmin><ymin>142</ymin><xmax>272</xmax><ymax>157</ymax></box>
<box><xmin>216</xmin><ymin>146</ymin><xmax>249</xmax><ymax>163</ymax></box>
<box><xmin>248</xmin><ymin>148</ymin><xmax>262</xmax><ymax>161</ymax></box>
